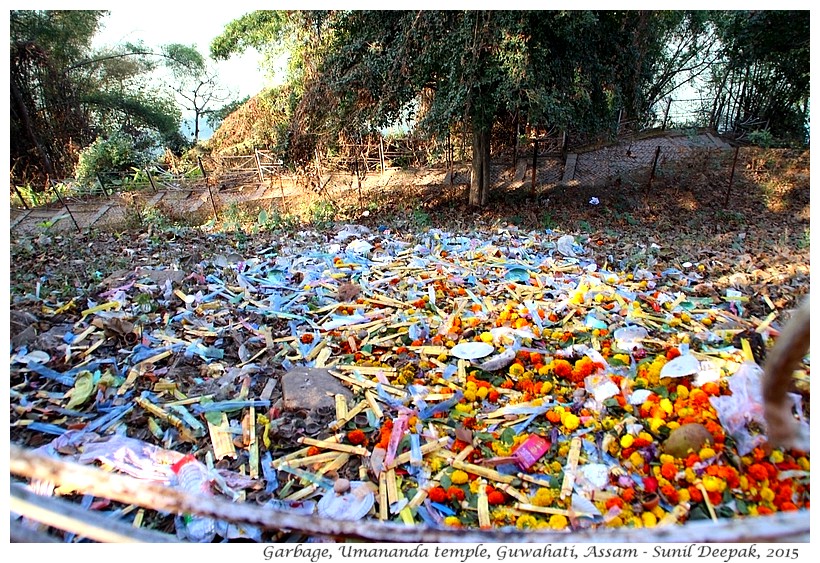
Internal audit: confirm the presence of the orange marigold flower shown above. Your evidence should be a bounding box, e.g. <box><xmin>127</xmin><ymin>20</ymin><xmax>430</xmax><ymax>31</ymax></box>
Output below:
<box><xmin>757</xmin><ymin>505</ymin><xmax>774</xmax><ymax>516</ymax></box>
<box><xmin>748</xmin><ymin>463</ymin><xmax>769</xmax><ymax>482</ymax></box>
<box><xmin>307</xmin><ymin>446</ymin><xmax>321</xmax><ymax>456</ymax></box>
<box><xmin>452</xmin><ymin>439</ymin><xmax>470</xmax><ymax>453</ymax></box>
<box><xmin>300</xmin><ymin>333</ymin><xmax>315</xmax><ymax>344</ymax></box>
<box><xmin>488</xmin><ymin>490</ymin><xmax>507</xmax><ymax>505</ymax></box>
<box><xmin>546</xmin><ymin>409</ymin><xmax>562</xmax><ymax>424</ymax></box>
<box><xmin>347</xmin><ymin>429</ymin><xmax>367</xmax><ymax>445</ymax></box>
<box><xmin>661</xmin><ymin>462</ymin><xmax>678</xmax><ymax>480</ymax></box>
<box><xmin>488</xmin><ymin>389</ymin><xmax>500</xmax><ymax>402</ymax></box>
<box><xmin>622</xmin><ymin>488</ymin><xmax>636</xmax><ymax>503</ymax></box>
<box><xmin>429</xmin><ymin>487</ymin><xmax>448</xmax><ymax>503</ymax></box>
<box><xmin>605</xmin><ymin>497</ymin><xmax>625</xmax><ymax>510</ymax></box>
<box><xmin>779</xmin><ymin>501</ymin><xmax>798</xmax><ymax>512</ymax></box>
<box><xmin>552</xmin><ymin>359</ymin><xmax>573</xmax><ymax>379</ymax></box>
<box><xmin>633</xmin><ymin>437</ymin><xmax>652</xmax><ymax>448</ymax></box>
<box><xmin>707</xmin><ymin>490</ymin><xmax>723</xmax><ymax>506</ymax></box>
<box><xmin>701</xmin><ymin>381</ymin><xmax>720</xmax><ymax>396</ymax></box>
<box><xmin>660</xmin><ymin>484</ymin><xmax>679</xmax><ymax>504</ymax></box>
<box><xmin>447</xmin><ymin>486</ymin><xmax>466</xmax><ymax>501</ymax></box>
<box><xmin>688</xmin><ymin>485</ymin><xmax>703</xmax><ymax>503</ymax></box>
<box><xmin>666</xmin><ymin>347</ymin><xmax>682</xmax><ymax>360</ymax></box>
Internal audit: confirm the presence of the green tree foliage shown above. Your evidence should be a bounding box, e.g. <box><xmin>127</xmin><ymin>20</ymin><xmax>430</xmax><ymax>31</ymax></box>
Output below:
<box><xmin>307</xmin><ymin>11</ymin><xmax>669</xmax><ymax>205</ymax></box>
<box><xmin>9</xmin><ymin>10</ymin><xmax>184</xmax><ymax>187</ymax></box>
<box><xmin>708</xmin><ymin>10</ymin><xmax>809</xmax><ymax>144</ymax></box>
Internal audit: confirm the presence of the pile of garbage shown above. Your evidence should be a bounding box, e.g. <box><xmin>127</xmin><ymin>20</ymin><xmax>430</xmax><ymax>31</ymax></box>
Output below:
<box><xmin>10</xmin><ymin>224</ymin><xmax>810</xmax><ymax>540</ymax></box>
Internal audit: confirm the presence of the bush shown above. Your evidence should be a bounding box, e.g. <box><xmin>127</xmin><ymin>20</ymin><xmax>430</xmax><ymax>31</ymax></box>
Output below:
<box><xmin>74</xmin><ymin>131</ymin><xmax>153</xmax><ymax>185</ymax></box>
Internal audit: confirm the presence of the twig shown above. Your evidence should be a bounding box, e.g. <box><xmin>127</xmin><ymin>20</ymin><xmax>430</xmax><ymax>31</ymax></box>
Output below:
<box><xmin>9</xmin><ymin>445</ymin><xmax>810</xmax><ymax>543</ymax></box>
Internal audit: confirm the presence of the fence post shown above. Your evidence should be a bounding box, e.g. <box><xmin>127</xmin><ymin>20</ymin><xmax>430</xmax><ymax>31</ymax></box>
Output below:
<box><xmin>49</xmin><ymin>178</ymin><xmax>81</xmax><ymax>233</ymax></box>
<box><xmin>144</xmin><ymin>168</ymin><xmax>158</xmax><ymax>193</ymax></box>
<box><xmin>531</xmin><ymin>138</ymin><xmax>538</xmax><ymax>193</ymax></box>
<box><xmin>354</xmin><ymin>151</ymin><xmax>363</xmax><ymax>213</ymax></box>
<box><xmin>379</xmin><ymin>137</ymin><xmax>385</xmax><ymax>175</ymax></box>
<box><xmin>447</xmin><ymin>130</ymin><xmax>454</xmax><ymax>186</ymax></box>
<box><xmin>724</xmin><ymin>146</ymin><xmax>741</xmax><ymax>207</ymax></box>
<box><xmin>12</xmin><ymin>184</ymin><xmax>29</xmax><ymax>209</ymax></box>
<box><xmin>255</xmin><ymin>149</ymin><xmax>264</xmax><ymax>183</ymax></box>
<box><xmin>647</xmin><ymin>146</ymin><xmax>662</xmax><ymax>190</ymax></box>
<box><xmin>96</xmin><ymin>173</ymin><xmax>109</xmax><ymax>197</ymax></box>
<box><xmin>197</xmin><ymin>156</ymin><xmax>219</xmax><ymax>220</ymax></box>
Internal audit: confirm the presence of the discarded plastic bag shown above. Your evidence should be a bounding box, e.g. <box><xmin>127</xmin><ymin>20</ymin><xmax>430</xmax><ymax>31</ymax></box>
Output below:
<box><xmin>317</xmin><ymin>481</ymin><xmax>375</xmax><ymax>521</ymax></box>
<box><xmin>709</xmin><ymin>362</ymin><xmax>773</xmax><ymax>455</ymax></box>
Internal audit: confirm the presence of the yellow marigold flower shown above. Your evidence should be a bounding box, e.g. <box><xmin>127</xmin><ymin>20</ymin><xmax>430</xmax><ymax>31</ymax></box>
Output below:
<box><xmin>530</xmin><ymin>488</ymin><xmax>556</xmax><ymax>507</ymax></box>
<box><xmin>678</xmin><ymin>488</ymin><xmax>691</xmax><ymax>503</ymax></box>
<box><xmin>463</xmin><ymin>390</ymin><xmax>477</xmax><ymax>402</ymax></box>
<box><xmin>629</xmin><ymin>451</ymin><xmax>644</xmax><ymax>467</ymax></box>
<box><xmin>430</xmin><ymin>457</ymin><xmax>445</xmax><ymax>472</ymax></box>
<box><xmin>797</xmin><ymin>457</ymin><xmax>810</xmax><ymax>471</ymax></box>
<box><xmin>657</xmin><ymin>477</ymin><xmax>670</xmax><ymax>488</ymax></box>
<box><xmin>638</xmin><ymin>431</ymin><xmax>653</xmax><ymax>443</ymax></box>
<box><xmin>531</xmin><ymin>397</ymin><xmax>543</xmax><ymax>406</ymax></box>
<box><xmin>516</xmin><ymin>514</ymin><xmax>539</xmax><ymax>529</ymax></box>
<box><xmin>607</xmin><ymin>516</ymin><xmax>624</xmax><ymax>527</ymax></box>
<box><xmin>702</xmin><ymin>475</ymin><xmax>726</xmax><ymax>493</ymax></box>
<box><xmin>620</xmin><ymin>434</ymin><xmax>635</xmax><ymax>448</ymax></box>
<box><xmin>760</xmin><ymin>487</ymin><xmax>775</xmax><ymax>502</ymax></box>
<box><xmin>470</xmin><ymin>480</ymin><xmax>482</xmax><ymax>494</ymax></box>
<box><xmin>699</xmin><ymin>447</ymin><xmax>717</xmax><ymax>461</ymax></box>
<box><xmin>455</xmin><ymin>403</ymin><xmax>473</xmax><ymax>413</ymax></box>
<box><xmin>540</xmin><ymin>381</ymin><xmax>553</xmax><ymax>393</ymax></box>
<box><xmin>450</xmin><ymin>470</ymin><xmax>469</xmax><ymax>485</ymax></box>
<box><xmin>666</xmin><ymin>421</ymin><xmax>680</xmax><ymax>431</ymax></box>
<box><xmin>465</xmin><ymin>381</ymin><xmax>478</xmax><ymax>390</ymax></box>
<box><xmin>476</xmin><ymin>386</ymin><xmax>489</xmax><ymax>400</ymax></box>
<box><xmin>602</xmin><ymin>417</ymin><xmax>616</xmax><ymax>431</ymax></box>
<box><xmin>491</xmin><ymin>441</ymin><xmax>511</xmax><ymax>456</ymax></box>
<box><xmin>550</xmin><ymin>461</ymin><xmax>563</xmax><ymax>473</ymax></box>
<box><xmin>628</xmin><ymin>516</ymin><xmax>643</xmax><ymax>528</ymax></box>
<box><xmin>769</xmin><ymin>450</ymin><xmax>785</xmax><ymax>464</ymax></box>
<box><xmin>509</xmin><ymin>364</ymin><xmax>525</xmax><ymax>377</ymax></box>
<box><xmin>651</xmin><ymin>505</ymin><xmax>666</xmax><ymax>519</ymax></box>
<box><xmin>613</xmin><ymin>353</ymin><xmax>631</xmax><ymax>364</ymax></box>
<box><xmin>659</xmin><ymin>454</ymin><xmax>676</xmax><ymax>465</ymax></box>
<box><xmin>480</xmin><ymin>332</ymin><xmax>494</xmax><ymax>343</ymax></box>
<box><xmin>562</xmin><ymin>413</ymin><xmax>581</xmax><ymax>431</ymax></box>
<box><xmin>444</xmin><ymin>516</ymin><xmax>461</xmax><ymax>526</ymax></box>
<box><xmin>676</xmin><ymin>385</ymin><xmax>689</xmax><ymax>400</ymax></box>
<box><xmin>558</xmin><ymin>443</ymin><xmax>569</xmax><ymax>457</ymax></box>
<box><xmin>538</xmin><ymin>365</ymin><xmax>551</xmax><ymax>376</ymax></box>
<box><xmin>548</xmin><ymin>514</ymin><xmax>569</xmax><ymax>530</ymax></box>
<box><xmin>684</xmin><ymin>468</ymin><xmax>697</xmax><ymax>483</ymax></box>
<box><xmin>642</xmin><ymin>511</ymin><xmax>658</xmax><ymax>527</ymax></box>
<box><xmin>748</xmin><ymin>506</ymin><xmax>759</xmax><ymax>516</ymax></box>
<box><xmin>659</xmin><ymin>398</ymin><xmax>673</xmax><ymax>415</ymax></box>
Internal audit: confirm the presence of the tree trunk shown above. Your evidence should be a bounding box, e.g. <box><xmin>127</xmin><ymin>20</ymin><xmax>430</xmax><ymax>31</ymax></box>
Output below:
<box><xmin>10</xmin><ymin>78</ymin><xmax>58</xmax><ymax>181</ymax></box>
<box><xmin>469</xmin><ymin>126</ymin><xmax>491</xmax><ymax>206</ymax></box>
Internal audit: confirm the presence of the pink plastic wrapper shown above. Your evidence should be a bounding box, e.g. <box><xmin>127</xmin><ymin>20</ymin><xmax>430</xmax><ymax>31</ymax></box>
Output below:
<box><xmin>512</xmin><ymin>434</ymin><xmax>551</xmax><ymax>470</ymax></box>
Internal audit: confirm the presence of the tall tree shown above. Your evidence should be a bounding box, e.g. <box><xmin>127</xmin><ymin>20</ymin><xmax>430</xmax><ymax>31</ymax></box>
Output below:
<box><xmin>708</xmin><ymin>10</ymin><xmax>809</xmax><ymax>143</ymax></box>
<box><xmin>9</xmin><ymin>10</ymin><xmax>185</xmax><ymax>186</ymax></box>
<box><xmin>163</xmin><ymin>44</ymin><xmax>231</xmax><ymax>144</ymax></box>
<box><xmin>312</xmin><ymin>11</ymin><xmax>661</xmax><ymax>205</ymax></box>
